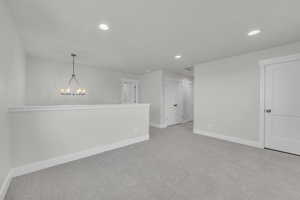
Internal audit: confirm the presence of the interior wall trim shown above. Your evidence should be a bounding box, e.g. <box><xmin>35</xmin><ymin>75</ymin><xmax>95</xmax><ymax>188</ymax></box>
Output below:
<box><xmin>0</xmin><ymin>170</ymin><xmax>13</xmax><ymax>200</ymax></box>
<box><xmin>11</xmin><ymin>135</ymin><xmax>149</xmax><ymax>178</ymax></box>
<box><xmin>8</xmin><ymin>104</ymin><xmax>150</xmax><ymax>113</ymax></box>
<box><xmin>150</xmin><ymin>122</ymin><xmax>167</xmax><ymax>128</ymax></box>
<box><xmin>194</xmin><ymin>129</ymin><xmax>263</xmax><ymax>148</ymax></box>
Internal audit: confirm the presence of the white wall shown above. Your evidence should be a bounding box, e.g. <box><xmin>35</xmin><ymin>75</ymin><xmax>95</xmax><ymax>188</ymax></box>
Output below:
<box><xmin>139</xmin><ymin>70</ymin><xmax>164</xmax><ymax>127</ymax></box>
<box><xmin>194</xmin><ymin>42</ymin><xmax>300</xmax><ymax>144</ymax></box>
<box><xmin>25</xmin><ymin>56</ymin><xmax>138</xmax><ymax>105</ymax></box>
<box><xmin>9</xmin><ymin>104</ymin><xmax>149</xmax><ymax>168</ymax></box>
<box><xmin>0</xmin><ymin>0</ymin><xmax>26</xmax><ymax>194</ymax></box>
<box><xmin>163</xmin><ymin>71</ymin><xmax>193</xmax><ymax>82</ymax></box>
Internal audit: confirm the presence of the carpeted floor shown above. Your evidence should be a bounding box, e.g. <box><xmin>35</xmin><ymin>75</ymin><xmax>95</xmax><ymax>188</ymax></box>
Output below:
<box><xmin>5</xmin><ymin>123</ymin><xmax>300</xmax><ymax>200</ymax></box>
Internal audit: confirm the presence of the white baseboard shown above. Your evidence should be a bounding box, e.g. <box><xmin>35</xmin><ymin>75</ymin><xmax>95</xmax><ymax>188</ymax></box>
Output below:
<box><xmin>150</xmin><ymin>123</ymin><xmax>167</xmax><ymax>128</ymax></box>
<box><xmin>193</xmin><ymin>129</ymin><xmax>263</xmax><ymax>148</ymax></box>
<box><xmin>182</xmin><ymin>119</ymin><xmax>193</xmax><ymax>123</ymax></box>
<box><xmin>11</xmin><ymin>135</ymin><xmax>149</xmax><ymax>178</ymax></box>
<box><xmin>0</xmin><ymin>170</ymin><xmax>13</xmax><ymax>200</ymax></box>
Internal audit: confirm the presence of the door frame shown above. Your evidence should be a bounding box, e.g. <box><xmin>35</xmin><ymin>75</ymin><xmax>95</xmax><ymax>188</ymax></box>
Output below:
<box><xmin>259</xmin><ymin>53</ymin><xmax>300</xmax><ymax>149</ymax></box>
<box><xmin>121</xmin><ymin>78</ymin><xmax>139</xmax><ymax>103</ymax></box>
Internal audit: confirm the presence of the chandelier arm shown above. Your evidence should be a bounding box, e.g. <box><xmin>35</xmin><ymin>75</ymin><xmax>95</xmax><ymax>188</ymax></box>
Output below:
<box><xmin>73</xmin><ymin>75</ymin><xmax>80</xmax><ymax>85</ymax></box>
<box><xmin>68</xmin><ymin>75</ymin><xmax>74</xmax><ymax>85</ymax></box>
<box><xmin>68</xmin><ymin>75</ymin><xmax>80</xmax><ymax>85</ymax></box>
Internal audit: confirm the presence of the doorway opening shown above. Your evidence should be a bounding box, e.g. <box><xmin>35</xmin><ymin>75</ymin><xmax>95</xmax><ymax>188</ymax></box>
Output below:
<box><xmin>121</xmin><ymin>79</ymin><xmax>139</xmax><ymax>104</ymax></box>
<box><xmin>164</xmin><ymin>79</ymin><xmax>193</xmax><ymax>127</ymax></box>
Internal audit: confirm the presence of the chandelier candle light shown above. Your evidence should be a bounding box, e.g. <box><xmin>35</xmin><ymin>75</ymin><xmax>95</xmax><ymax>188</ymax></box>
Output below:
<box><xmin>60</xmin><ymin>53</ymin><xmax>87</xmax><ymax>95</ymax></box>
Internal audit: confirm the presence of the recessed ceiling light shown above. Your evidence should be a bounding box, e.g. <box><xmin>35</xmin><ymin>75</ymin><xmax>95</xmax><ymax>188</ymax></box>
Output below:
<box><xmin>174</xmin><ymin>55</ymin><xmax>182</xmax><ymax>60</ymax></box>
<box><xmin>248</xmin><ymin>29</ymin><xmax>261</xmax><ymax>36</ymax></box>
<box><xmin>98</xmin><ymin>24</ymin><xmax>110</xmax><ymax>31</ymax></box>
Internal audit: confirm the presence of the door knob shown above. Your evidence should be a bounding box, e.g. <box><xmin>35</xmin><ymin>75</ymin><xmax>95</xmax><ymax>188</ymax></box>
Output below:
<box><xmin>265</xmin><ymin>109</ymin><xmax>271</xmax><ymax>113</ymax></box>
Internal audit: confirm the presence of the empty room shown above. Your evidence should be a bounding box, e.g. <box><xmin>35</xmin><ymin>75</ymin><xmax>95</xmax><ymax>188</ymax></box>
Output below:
<box><xmin>1</xmin><ymin>0</ymin><xmax>300</xmax><ymax>199</ymax></box>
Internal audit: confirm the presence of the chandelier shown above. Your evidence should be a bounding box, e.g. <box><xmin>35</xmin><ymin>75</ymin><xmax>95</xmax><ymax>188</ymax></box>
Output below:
<box><xmin>60</xmin><ymin>53</ymin><xmax>87</xmax><ymax>95</ymax></box>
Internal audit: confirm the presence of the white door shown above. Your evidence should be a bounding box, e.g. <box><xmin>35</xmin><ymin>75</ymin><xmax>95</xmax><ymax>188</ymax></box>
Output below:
<box><xmin>121</xmin><ymin>80</ymin><xmax>138</xmax><ymax>104</ymax></box>
<box><xmin>265</xmin><ymin>58</ymin><xmax>300</xmax><ymax>155</ymax></box>
<box><xmin>165</xmin><ymin>80</ymin><xmax>182</xmax><ymax>126</ymax></box>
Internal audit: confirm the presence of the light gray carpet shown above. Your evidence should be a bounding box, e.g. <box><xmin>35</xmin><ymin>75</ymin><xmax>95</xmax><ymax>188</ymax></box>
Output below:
<box><xmin>5</xmin><ymin>123</ymin><xmax>300</xmax><ymax>200</ymax></box>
